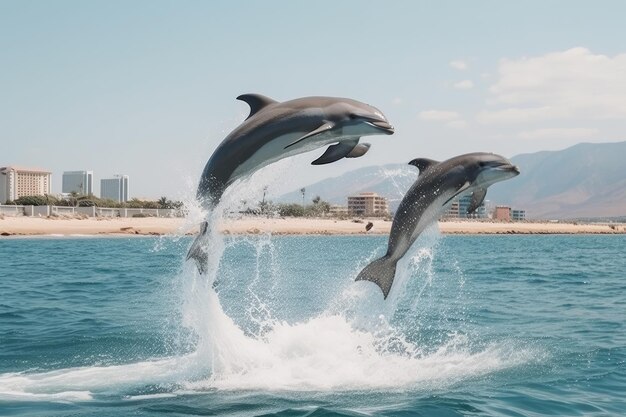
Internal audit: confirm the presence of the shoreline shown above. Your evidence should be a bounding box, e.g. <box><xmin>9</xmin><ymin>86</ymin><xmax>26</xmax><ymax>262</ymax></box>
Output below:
<box><xmin>1</xmin><ymin>216</ymin><xmax>625</xmax><ymax>237</ymax></box>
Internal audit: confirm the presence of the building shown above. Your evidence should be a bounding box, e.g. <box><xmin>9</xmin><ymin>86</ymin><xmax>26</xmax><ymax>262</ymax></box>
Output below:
<box><xmin>458</xmin><ymin>195</ymin><xmax>488</xmax><ymax>219</ymax></box>
<box><xmin>347</xmin><ymin>192</ymin><xmax>389</xmax><ymax>216</ymax></box>
<box><xmin>442</xmin><ymin>201</ymin><xmax>460</xmax><ymax>219</ymax></box>
<box><xmin>329</xmin><ymin>204</ymin><xmax>349</xmax><ymax>216</ymax></box>
<box><xmin>494</xmin><ymin>206</ymin><xmax>511</xmax><ymax>222</ymax></box>
<box><xmin>444</xmin><ymin>195</ymin><xmax>488</xmax><ymax>219</ymax></box>
<box><xmin>0</xmin><ymin>166</ymin><xmax>52</xmax><ymax>203</ymax></box>
<box><xmin>62</xmin><ymin>171</ymin><xmax>93</xmax><ymax>196</ymax></box>
<box><xmin>100</xmin><ymin>175</ymin><xmax>129</xmax><ymax>202</ymax></box>
<box><xmin>512</xmin><ymin>209</ymin><xmax>526</xmax><ymax>221</ymax></box>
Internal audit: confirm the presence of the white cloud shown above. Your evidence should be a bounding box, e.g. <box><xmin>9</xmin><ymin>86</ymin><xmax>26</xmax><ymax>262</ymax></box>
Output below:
<box><xmin>453</xmin><ymin>80</ymin><xmax>474</xmax><ymax>90</ymax></box>
<box><xmin>392</xmin><ymin>97</ymin><xmax>403</xmax><ymax>105</ymax></box>
<box><xmin>419</xmin><ymin>110</ymin><xmax>460</xmax><ymax>122</ymax></box>
<box><xmin>518</xmin><ymin>127</ymin><xmax>599</xmax><ymax>140</ymax></box>
<box><xmin>450</xmin><ymin>60</ymin><xmax>468</xmax><ymax>70</ymax></box>
<box><xmin>482</xmin><ymin>47</ymin><xmax>626</xmax><ymax>124</ymax></box>
<box><xmin>477</xmin><ymin>106</ymin><xmax>570</xmax><ymax>125</ymax></box>
<box><xmin>419</xmin><ymin>110</ymin><xmax>467</xmax><ymax>128</ymax></box>
<box><xmin>448</xmin><ymin>120</ymin><xmax>468</xmax><ymax>129</ymax></box>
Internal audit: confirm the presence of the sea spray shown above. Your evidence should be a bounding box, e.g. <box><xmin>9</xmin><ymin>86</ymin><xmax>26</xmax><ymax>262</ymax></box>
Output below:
<box><xmin>379</xmin><ymin>165</ymin><xmax>417</xmax><ymax>208</ymax></box>
<box><xmin>174</xmin><ymin>163</ymin><xmax>525</xmax><ymax>391</ymax></box>
<box><xmin>241</xmin><ymin>233</ymin><xmax>281</xmax><ymax>338</ymax></box>
<box><xmin>177</xmin><ymin>225</ymin><xmax>528</xmax><ymax>392</ymax></box>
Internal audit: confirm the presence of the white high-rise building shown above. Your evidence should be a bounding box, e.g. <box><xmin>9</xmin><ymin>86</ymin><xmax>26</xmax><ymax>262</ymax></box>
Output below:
<box><xmin>0</xmin><ymin>166</ymin><xmax>52</xmax><ymax>203</ymax></box>
<box><xmin>100</xmin><ymin>175</ymin><xmax>129</xmax><ymax>202</ymax></box>
<box><xmin>62</xmin><ymin>171</ymin><xmax>93</xmax><ymax>196</ymax></box>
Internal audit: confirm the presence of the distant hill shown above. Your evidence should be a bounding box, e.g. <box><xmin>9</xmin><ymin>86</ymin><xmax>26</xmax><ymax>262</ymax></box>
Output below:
<box><xmin>488</xmin><ymin>141</ymin><xmax>626</xmax><ymax>219</ymax></box>
<box><xmin>276</xmin><ymin>163</ymin><xmax>417</xmax><ymax>211</ymax></box>
<box><xmin>279</xmin><ymin>141</ymin><xmax>626</xmax><ymax>219</ymax></box>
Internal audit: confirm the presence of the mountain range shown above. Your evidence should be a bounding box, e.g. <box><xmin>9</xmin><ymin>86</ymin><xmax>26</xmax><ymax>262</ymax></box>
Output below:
<box><xmin>278</xmin><ymin>141</ymin><xmax>626</xmax><ymax>219</ymax></box>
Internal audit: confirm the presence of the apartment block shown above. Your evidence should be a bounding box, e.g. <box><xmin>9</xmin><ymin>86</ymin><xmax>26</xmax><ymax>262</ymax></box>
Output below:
<box><xmin>0</xmin><ymin>166</ymin><xmax>52</xmax><ymax>203</ymax></box>
<box><xmin>347</xmin><ymin>192</ymin><xmax>389</xmax><ymax>216</ymax></box>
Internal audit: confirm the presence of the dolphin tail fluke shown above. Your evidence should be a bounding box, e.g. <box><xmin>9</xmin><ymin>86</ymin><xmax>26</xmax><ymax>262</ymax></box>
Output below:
<box><xmin>186</xmin><ymin>221</ymin><xmax>210</xmax><ymax>274</ymax></box>
<box><xmin>355</xmin><ymin>255</ymin><xmax>397</xmax><ymax>299</ymax></box>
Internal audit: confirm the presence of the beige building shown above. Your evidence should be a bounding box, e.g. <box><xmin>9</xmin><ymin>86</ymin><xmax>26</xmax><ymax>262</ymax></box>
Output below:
<box><xmin>329</xmin><ymin>204</ymin><xmax>349</xmax><ymax>216</ymax></box>
<box><xmin>347</xmin><ymin>192</ymin><xmax>389</xmax><ymax>216</ymax></box>
<box><xmin>0</xmin><ymin>166</ymin><xmax>52</xmax><ymax>203</ymax></box>
<box><xmin>494</xmin><ymin>206</ymin><xmax>511</xmax><ymax>222</ymax></box>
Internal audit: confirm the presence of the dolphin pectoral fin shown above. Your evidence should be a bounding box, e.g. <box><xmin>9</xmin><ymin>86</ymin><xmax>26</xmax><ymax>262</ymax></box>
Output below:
<box><xmin>311</xmin><ymin>139</ymin><xmax>359</xmax><ymax>165</ymax></box>
<box><xmin>186</xmin><ymin>221</ymin><xmax>210</xmax><ymax>274</ymax></box>
<box><xmin>467</xmin><ymin>188</ymin><xmax>487</xmax><ymax>214</ymax></box>
<box><xmin>355</xmin><ymin>254</ymin><xmax>398</xmax><ymax>299</ymax></box>
<box><xmin>442</xmin><ymin>181</ymin><xmax>472</xmax><ymax>207</ymax></box>
<box><xmin>285</xmin><ymin>122</ymin><xmax>335</xmax><ymax>149</ymax></box>
<box><xmin>346</xmin><ymin>142</ymin><xmax>371</xmax><ymax>158</ymax></box>
<box><xmin>408</xmin><ymin>158</ymin><xmax>440</xmax><ymax>175</ymax></box>
<box><xmin>237</xmin><ymin>94</ymin><xmax>278</xmax><ymax>120</ymax></box>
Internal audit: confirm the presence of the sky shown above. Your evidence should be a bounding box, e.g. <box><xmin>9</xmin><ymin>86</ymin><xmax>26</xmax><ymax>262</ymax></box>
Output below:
<box><xmin>2</xmin><ymin>0</ymin><xmax>626</xmax><ymax>200</ymax></box>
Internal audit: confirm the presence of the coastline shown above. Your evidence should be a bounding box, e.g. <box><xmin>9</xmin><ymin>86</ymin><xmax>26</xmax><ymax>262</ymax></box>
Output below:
<box><xmin>1</xmin><ymin>216</ymin><xmax>625</xmax><ymax>237</ymax></box>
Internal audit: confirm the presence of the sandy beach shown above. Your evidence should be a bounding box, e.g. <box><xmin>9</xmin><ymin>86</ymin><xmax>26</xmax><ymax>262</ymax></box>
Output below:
<box><xmin>1</xmin><ymin>215</ymin><xmax>625</xmax><ymax>237</ymax></box>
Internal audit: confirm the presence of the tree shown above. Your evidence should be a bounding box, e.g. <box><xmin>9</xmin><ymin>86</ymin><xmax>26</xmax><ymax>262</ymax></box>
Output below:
<box><xmin>318</xmin><ymin>201</ymin><xmax>331</xmax><ymax>214</ymax></box>
<box><xmin>69</xmin><ymin>191</ymin><xmax>79</xmax><ymax>207</ymax></box>
<box><xmin>312</xmin><ymin>195</ymin><xmax>321</xmax><ymax>205</ymax></box>
<box><xmin>157</xmin><ymin>196</ymin><xmax>169</xmax><ymax>209</ymax></box>
<box><xmin>125</xmin><ymin>198</ymin><xmax>159</xmax><ymax>209</ymax></box>
<box><xmin>278</xmin><ymin>203</ymin><xmax>305</xmax><ymax>217</ymax></box>
<box><xmin>78</xmin><ymin>199</ymin><xmax>95</xmax><ymax>207</ymax></box>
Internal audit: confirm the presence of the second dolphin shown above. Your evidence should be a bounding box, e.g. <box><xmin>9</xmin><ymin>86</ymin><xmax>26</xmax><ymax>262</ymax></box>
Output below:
<box><xmin>356</xmin><ymin>152</ymin><xmax>520</xmax><ymax>298</ymax></box>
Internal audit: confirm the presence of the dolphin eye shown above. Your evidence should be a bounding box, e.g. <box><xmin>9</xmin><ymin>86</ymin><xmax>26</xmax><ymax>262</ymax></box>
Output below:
<box><xmin>349</xmin><ymin>114</ymin><xmax>358</xmax><ymax>119</ymax></box>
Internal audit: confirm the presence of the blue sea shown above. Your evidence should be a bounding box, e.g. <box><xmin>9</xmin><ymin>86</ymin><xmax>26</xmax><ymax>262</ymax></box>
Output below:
<box><xmin>0</xmin><ymin>233</ymin><xmax>625</xmax><ymax>416</ymax></box>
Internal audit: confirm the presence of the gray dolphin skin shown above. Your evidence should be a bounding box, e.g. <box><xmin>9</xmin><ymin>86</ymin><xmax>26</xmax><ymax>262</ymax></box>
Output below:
<box><xmin>356</xmin><ymin>152</ymin><xmax>520</xmax><ymax>298</ymax></box>
<box><xmin>188</xmin><ymin>93</ymin><xmax>394</xmax><ymax>272</ymax></box>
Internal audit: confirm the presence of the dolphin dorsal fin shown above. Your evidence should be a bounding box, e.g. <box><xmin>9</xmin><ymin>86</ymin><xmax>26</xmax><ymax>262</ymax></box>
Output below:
<box><xmin>408</xmin><ymin>158</ymin><xmax>439</xmax><ymax>175</ymax></box>
<box><xmin>236</xmin><ymin>94</ymin><xmax>278</xmax><ymax>120</ymax></box>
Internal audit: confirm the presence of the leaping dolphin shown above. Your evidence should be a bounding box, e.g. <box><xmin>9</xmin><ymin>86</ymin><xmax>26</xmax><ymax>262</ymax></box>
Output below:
<box><xmin>188</xmin><ymin>94</ymin><xmax>394</xmax><ymax>272</ymax></box>
<box><xmin>356</xmin><ymin>152</ymin><xmax>520</xmax><ymax>298</ymax></box>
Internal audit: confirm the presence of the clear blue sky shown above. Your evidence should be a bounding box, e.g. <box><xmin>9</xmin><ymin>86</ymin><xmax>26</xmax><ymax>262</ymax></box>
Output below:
<box><xmin>2</xmin><ymin>1</ymin><xmax>625</xmax><ymax>199</ymax></box>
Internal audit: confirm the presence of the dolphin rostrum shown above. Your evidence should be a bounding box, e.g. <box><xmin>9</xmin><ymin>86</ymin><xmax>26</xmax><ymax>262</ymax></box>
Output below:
<box><xmin>188</xmin><ymin>94</ymin><xmax>394</xmax><ymax>272</ymax></box>
<box><xmin>356</xmin><ymin>152</ymin><xmax>520</xmax><ymax>298</ymax></box>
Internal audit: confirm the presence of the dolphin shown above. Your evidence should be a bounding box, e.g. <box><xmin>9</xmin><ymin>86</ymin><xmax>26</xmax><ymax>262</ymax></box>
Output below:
<box><xmin>188</xmin><ymin>94</ymin><xmax>394</xmax><ymax>272</ymax></box>
<box><xmin>356</xmin><ymin>152</ymin><xmax>520</xmax><ymax>298</ymax></box>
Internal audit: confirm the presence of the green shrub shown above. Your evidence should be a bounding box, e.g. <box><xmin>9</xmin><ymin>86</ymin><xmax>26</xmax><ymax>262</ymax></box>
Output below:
<box><xmin>14</xmin><ymin>196</ymin><xmax>50</xmax><ymax>206</ymax></box>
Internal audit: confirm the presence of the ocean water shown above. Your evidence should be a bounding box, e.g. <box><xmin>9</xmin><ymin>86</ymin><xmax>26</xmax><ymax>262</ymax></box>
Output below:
<box><xmin>0</xmin><ymin>233</ymin><xmax>624</xmax><ymax>416</ymax></box>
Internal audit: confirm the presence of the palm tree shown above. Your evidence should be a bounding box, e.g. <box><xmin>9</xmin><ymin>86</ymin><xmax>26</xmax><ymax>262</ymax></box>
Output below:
<box><xmin>70</xmin><ymin>191</ymin><xmax>79</xmax><ymax>207</ymax></box>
